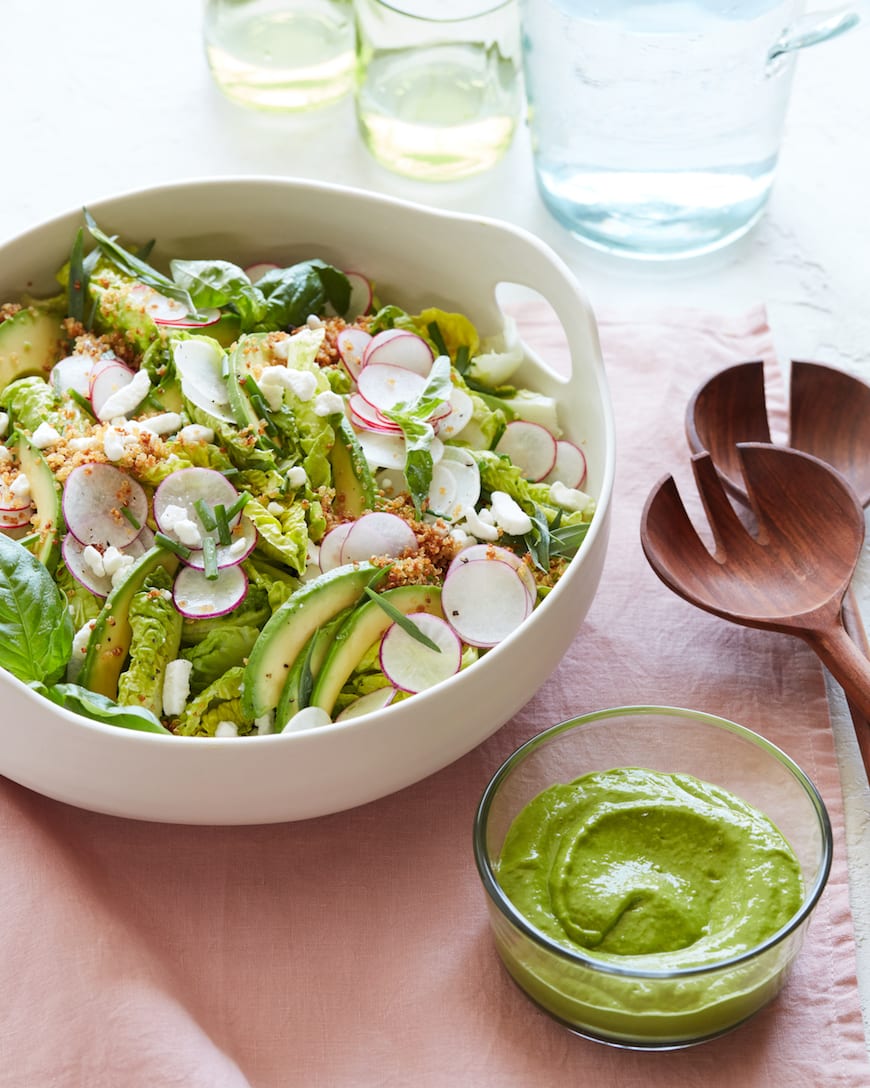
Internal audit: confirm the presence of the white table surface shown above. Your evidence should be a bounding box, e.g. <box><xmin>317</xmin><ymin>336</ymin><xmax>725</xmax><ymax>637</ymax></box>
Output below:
<box><xmin>2</xmin><ymin>0</ymin><xmax>868</xmax><ymax>1041</ymax></box>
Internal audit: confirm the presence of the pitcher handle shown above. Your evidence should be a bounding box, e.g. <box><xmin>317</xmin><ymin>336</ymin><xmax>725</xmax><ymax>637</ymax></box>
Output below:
<box><xmin>769</xmin><ymin>2</ymin><xmax>866</xmax><ymax>60</ymax></box>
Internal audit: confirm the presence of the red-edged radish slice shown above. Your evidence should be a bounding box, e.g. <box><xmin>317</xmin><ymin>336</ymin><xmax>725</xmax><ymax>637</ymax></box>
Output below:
<box><xmin>335</xmin><ymin>686</ymin><xmax>397</xmax><ymax>721</ymax></box>
<box><xmin>347</xmin><ymin>393</ymin><xmax>402</xmax><ymax>434</ymax></box>
<box><xmin>426</xmin><ymin>456</ymin><xmax>480</xmax><ymax>521</ymax></box>
<box><xmin>171</xmin><ymin>337</ymin><xmax>235</xmax><ymax>425</ymax></box>
<box><xmin>379</xmin><ymin>614</ymin><xmax>462</xmax><ymax>693</ymax></box>
<box><xmin>448</xmin><ymin>543</ymin><xmax>536</xmax><ymax>608</ymax></box>
<box><xmin>356</xmin><ymin>429</ymin><xmax>407</xmax><ymax>471</ymax></box>
<box><xmin>0</xmin><ymin>504</ymin><xmax>33</xmax><ymax>530</ymax></box>
<box><xmin>362</xmin><ymin>329</ymin><xmax>434</xmax><ymax>376</ymax></box>
<box><xmin>156</xmin><ymin>308</ymin><xmax>221</xmax><ymax>329</ymax></box>
<box><xmin>544</xmin><ymin>439</ymin><xmax>588</xmax><ymax>489</ymax></box>
<box><xmin>442</xmin><ymin>557</ymin><xmax>532</xmax><ymax>647</ymax></box>
<box><xmin>62</xmin><ymin>531</ymin><xmax>153</xmax><ymax>598</ymax></box>
<box><xmin>337</xmin><ymin>326</ymin><xmax>372</xmax><ymax>381</ymax></box>
<box><xmin>183</xmin><ymin>516</ymin><xmax>257</xmax><ymax>571</ymax></box>
<box><xmin>435</xmin><ymin>386</ymin><xmax>474</xmax><ymax>440</ymax></box>
<box><xmin>63</xmin><ymin>464</ymin><xmax>148</xmax><ymax>548</ymax></box>
<box><xmin>357</xmin><ymin>363</ymin><xmax>426</xmax><ymax>413</ymax></box>
<box><xmin>173</xmin><ymin>564</ymin><xmax>248</xmax><ymax>619</ymax></box>
<box><xmin>51</xmin><ymin>354</ymin><xmax>94</xmax><ymax>398</ymax></box>
<box><xmin>153</xmin><ymin>467</ymin><xmax>241</xmax><ymax>537</ymax></box>
<box><xmin>345</xmin><ymin>272</ymin><xmax>373</xmax><ymax>319</ymax></box>
<box><xmin>89</xmin><ymin>361</ymin><xmax>137</xmax><ymax>419</ymax></box>
<box><xmin>317</xmin><ymin>522</ymin><xmax>354</xmax><ymax>573</ymax></box>
<box><xmin>244</xmin><ymin>262</ymin><xmax>279</xmax><ymax>284</ymax></box>
<box><xmin>128</xmin><ymin>283</ymin><xmax>189</xmax><ymax>323</ymax></box>
<box><xmin>340</xmin><ymin>511</ymin><xmax>418</xmax><ymax>564</ymax></box>
<box><xmin>495</xmin><ymin>420</ymin><xmax>558</xmax><ymax>482</ymax></box>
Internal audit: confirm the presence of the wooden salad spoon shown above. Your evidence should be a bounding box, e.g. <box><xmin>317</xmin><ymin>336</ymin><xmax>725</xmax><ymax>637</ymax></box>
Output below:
<box><xmin>640</xmin><ymin>443</ymin><xmax>870</xmax><ymax>727</ymax></box>
<box><xmin>685</xmin><ymin>359</ymin><xmax>870</xmax><ymax>770</ymax></box>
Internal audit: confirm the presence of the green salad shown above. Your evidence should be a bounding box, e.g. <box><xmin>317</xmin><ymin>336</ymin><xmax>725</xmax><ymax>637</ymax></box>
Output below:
<box><xmin>0</xmin><ymin>212</ymin><xmax>595</xmax><ymax>737</ymax></box>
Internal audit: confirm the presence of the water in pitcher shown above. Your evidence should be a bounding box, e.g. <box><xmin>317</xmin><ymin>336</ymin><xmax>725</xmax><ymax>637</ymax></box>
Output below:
<box><xmin>521</xmin><ymin>0</ymin><xmax>804</xmax><ymax>258</ymax></box>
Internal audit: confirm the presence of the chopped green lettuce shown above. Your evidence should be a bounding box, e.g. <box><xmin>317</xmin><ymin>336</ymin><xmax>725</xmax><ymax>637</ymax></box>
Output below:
<box><xmin>180</xmin><ymin>625</ymin><xmax>260</xmax><ymax>695</ymax></box>
<box><xmin>246</xmin><ymin>497</ymin><xmax>309</xmax><ymax>572</ymax></box>
<box><xmin>117</xmin><ymin>567</ymin><xmax>183</xmax><ymax>717</ymax></box>
<box><xmin>175</xmin><ymin>666</ymin><xmax>253</xmax><ymax>736</ymax></box>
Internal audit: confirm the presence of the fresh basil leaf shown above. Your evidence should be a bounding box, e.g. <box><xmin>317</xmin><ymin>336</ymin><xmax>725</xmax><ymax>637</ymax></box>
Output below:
<box><xmin>31</xmin><ymin>681</ymin><xmax>171</xmax><ymax>734</ymax></box>
<box><xmin>170</xmin><ymin>258</ymin><xmax>266</xmax><ymax>330</ymax></box>
<box><xmin>83</xmin><ymin>209</ymin><xmax>197</xmax><ymax>314</ymax></box>
<box><xmin>0</xmin><ymin>535</ymin><xmax>73</xmax><ymax>684</ymax></box>
<box><xmin>256</xmin><ymin>260</ymin><xmax>350</xmax><ymax>329</ymax></box>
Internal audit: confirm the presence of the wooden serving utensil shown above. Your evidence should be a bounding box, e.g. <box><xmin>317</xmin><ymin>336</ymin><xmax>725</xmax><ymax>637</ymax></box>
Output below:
<box><xmin>641</xmin><ymin>443</ymin><xmax>870</xmax><ymax>726</ymax></box>
<box><xmin>685</xmin><ymin>360</ymin><xmax>870</xmax><ymax>772</ymax></box>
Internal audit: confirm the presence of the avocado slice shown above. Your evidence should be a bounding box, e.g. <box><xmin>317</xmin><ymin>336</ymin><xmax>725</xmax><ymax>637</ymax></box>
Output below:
<box><xmin>273</xmin><ymin>604</ymin><xmax>354</xmax><ymax>729</ymax></box>
<box><xmin>241</xmin><ymin>561</ymin><xmax>387</xmax><ymax>719</ymax></box>
<box><xmin>309</xmin><ymin>583</ymin><xmax>443</xmax><ymax>717</ymax></box>
<box><xmin>9</xmin><ymin>433</ymin><xmax>63</xmax><ymax>572</ymax></box>
<box><xmin>0</xmin><ymin>307</ymin><xmax>66</xmax><ymax>394</ymax></box>
<box><xmin>330</xmin><ymin>416</ymin><xmax>376</xmax><ymax>518</ymax></box>
<box><xmin>78</xmin><ymin>546</ymin><xmax>181</xmax><ymax>699</ymax></box>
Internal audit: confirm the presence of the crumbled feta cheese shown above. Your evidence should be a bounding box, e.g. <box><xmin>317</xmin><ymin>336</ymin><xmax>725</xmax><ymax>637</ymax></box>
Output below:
<box><xmin>82</xmin><ymin>545</ymin><xmax>106</xmax><ymax>578</ymax></box>
<box><xmin>69</xmin><ymin>435</ymin><xmax>98</xmax><ymax>452</ymax></box>
<box><xmin>178</xmin><ymin>424</ymin><xmax>215</xmax><ymax>444</ymax></box>
<box><xmin>227</xmin><ymin>536</ymin><xmax>249</xmax><ymax>560</ymax></box>
<box><xmin>66</xmin><ymin>621</ymin><xmax>94</xmax><ymax>683</ymax></box>
<box><xmin>0</xmin><ymin>445</ymin><xmax>11</xmax><ymax>464</ymax></box>
<box><xmin>173</xmin><ymin>518</ymin><xmax>203</xmax><ymax>548</ymax></box>
<box><xmin>31</xmin><ymin>421</ymin><xmax>61</xmax><ymax>449</ymax></box>
<box><xmin>313</xmin><ymin>390</ymin><xmax>344</xmax><ymax>417</ymax></box>
<box><xmin>103</xmin><ymin>427</ymin><xmax>127</xmax><ymax>462</ymax></box>
<box><xmin>449</xmin><ymin>527</ymin><xmax>473</xmax><ymax>549</ymax></box>
<box><xmin>285</xmin><ymin>368</ymin><xmax>318</xmax><ymax>401</ymax></box>
<box><xmin>139</xmin><ymin>412</ymin><xmax>183</xmax><ymax>436</ymax></box>
<box><xmin>477</xmin><ymin>508</ymin><xmax>495</xmax><ymax>526</ymax></box>
<box><xmin>266</xmin><ymin>501</ymin><xmax>284</xmax><ymax>516</ymax></box>
<box><xmin>214</xmin><ymin>720</ymin><xmax>239</xmax><ymax>738</ymax></box>
<box><xmin>110</xmin><ymin>554</ymin><xmax>136</xmax><ymax>588</ymax></box>
<box><xmin>549</xmin><ymin>480</ymin><xmax>592</xmax><ymax>513</ymax></box>
<box><xmin>285</xmin><ymin>465</ymin><xmax>307</xmax><ymax>489</ymax></box>
<box><xmin>163</xmin><ymin>658</ymin><xmax>193</xmax><ymax>717</ymax></box>
<box><xmin>158</xmin><ymin>503</ymin><xmax>188</xmax><ymax>532</ymax></box>
<box><xmin>255</xmin><ymin>712</ymin><xmax>274</xmax><ymax>735</ymax></box>
<box><xmin>305</xmin><ymin>314</ymin><xmax>324</xmax><ymax>329</ymax></box>
<box><xmin>0</xmin><ymin>412</ymin><xmax>8</xmax><ymax>438</ymax></box>
<box><xmin>95</xmin><ymin>368</ymin><xmax>151</xmax><ymax>422</ymax></box>
<box><xmin>460</xmin><ymin>505</ymin><xmax>499</xmax><ymax>542</ymax></box>
<box><xmin>9</xmin><ymin>473</ymin><xmax>31</xmax><ymax>502</ymax></box>
<box><xmin>101</xmin><ymin>546</ymin><xmax>125</xmax><ymax>576</ymax></box>
<box><xmin>490</xmin><ymin>491</ymin><xmax>533</xmax><ymax>536</ymax></box>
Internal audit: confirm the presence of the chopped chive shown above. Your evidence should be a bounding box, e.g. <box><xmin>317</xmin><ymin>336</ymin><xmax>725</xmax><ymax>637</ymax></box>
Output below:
<box><xmin>68</xmin><ymin>388</ymin><xmax>96</xmax><ymax>419</ymax></box>
<box><xmin>213</xmin><ymin>503</ymin><xmax>232</xmax><ymax>546</ymax></box>
<box><xmin>223</xmin><ymin>467</ymin><xmax>239</xmax><ymax>478</ymax></box>
<box><xmin>243</xmin><ymin>374</ymin><xmax>279</xmax><ymax>435</ymax></box>
<box><xmin>363</xmin><ymin>587</ymin><xmax>441</xmax><ymax>652</ymax></box>
<box><xmin>226</xmin><ymin>490</ymin><xmax>252</xmax><ymax>520</ymax></box>
<box><xmin>155</xmin><ymin>532</ymin><xmax>192</xmax><ymax>559</ymax></box>
<box><xmin>194</xmin><ymin>498</ymin><xmax>217</xmax><ymax>532</ymax></box>
<box><xmin>454</xmin><ymin>343</ymin><xmax>471</xmax><ymax>375</ymax></box>
<box><xmin>68</xmin><ymin>227</ymin><xmax>86</xmax><ymax>323</ymax></box>
<box><xmin>427</xmin><ymin>321</ymin><xmax>449</xmax><ymax>359</ymax></box>
<box><xmin>203</xmin><ymin>535</ymin><xmax>219</xmax><ymax>580</ymax></box>
<box><xmin>120</xmin><ymin>506</ymin><xmax>141</xmax><ymax>530</ymax></box>
<box><xmin>145</xmin><ymin>392</ymin><xmax>165</xmax><ymax>411</ymax></box>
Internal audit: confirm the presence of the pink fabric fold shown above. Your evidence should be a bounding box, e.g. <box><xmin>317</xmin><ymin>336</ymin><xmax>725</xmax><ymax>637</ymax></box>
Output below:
<box><xmin>0</xmin><ymin>305</ymin><xmax>866</xmax><ymax>1086</ymax></box>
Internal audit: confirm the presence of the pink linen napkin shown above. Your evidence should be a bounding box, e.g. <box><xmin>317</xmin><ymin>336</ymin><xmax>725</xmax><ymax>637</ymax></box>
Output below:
<box><xmin>0</xmin><ymin>305</ymin><xmax>867</xmax><ymax>1087</ymax></box>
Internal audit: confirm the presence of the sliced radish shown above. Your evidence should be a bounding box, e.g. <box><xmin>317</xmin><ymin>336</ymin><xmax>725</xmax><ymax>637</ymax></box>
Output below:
<box><xmin>426</xmin><ymin>456</ymin><xmax>480</xmax><ymax>521</ymax></box>
<box><xmin>128</xmin><ymin>283</ymin><xmax>189</xmax><ymax>323</ymax></box>
<box><xmin>441</xmin><ymin>557</ymin><xmax>532</xmax><ymax>648</ymax></box>
<box><xmin>356</xmin><ymin>429</ymin><xmax>407</xmax><ymax>471</ymax></box>
<box><xmin>448</xmin><ymin>543</ymin><xmax>536</xmax><ymax>608</ymax></box>
<box><xmin>340</xmin><ymin>511</ymin><xmax>418</xmax><ymax>564</ymax></box>
<box><xmin>0</xmin><ymin>504</ymin><xmax>33</xmax><ymax>530</ymax></box>
<box><xmin>63</xmin><ymin>464</ymin><xmax>148</xmax><ymax>549</ymax></box>
<box><xmin>171</xmin><ymin>337</ymin><xmax>235</xmax><ymax>425</ymax></box>
<box><xmin>173</xmin><ymin>563</ymin><xmax>248</xmax><ymax>619</ymax></box>
<box><xmin>379</xmin><ymin>614</ymin><xmax>462</xmax><ymax>693</ymax></box>
<box><xmin>51</xmin><ymin>354</ymin><xmax>94</xmax><ymax>398</ymax></box>
<box><xmin>89</xmin><ymin>361</ymin><xmax>136</xmax><ymax>419</ymax></box>
<box><xmin>496</xmin><ymin>420</ymin><xmax>558</xmax><ymax>482</ymax></box>
<box><xmin>244</xmin><ymin>262</ymin><xmax>279</xmax><ymax>284</ymax></box>
<box><xmin>316</xmin><ymin>522</ymin><xmax>354</xmax><ymax>573</ymax></box>
<box><xmin>544</xmin><ymin>439</ymin><xmax>588</xmax><ymax>489</ymax></box>
<box><xmin>337</xmin><ymin>326</ymin><xmax>372</xmax><ymax>381</ymax></box>
<box><xmin>435</xmin><ymin>386</ymin><xmax>475</xmax><ymax>440</ymax></box>
<box><xmin>347</xmin><ymin>393</ymin><xmax>402</xmax><ymax>434</ymax></box>
<box><xmin>357</xmin><ymin>364</ymin><xmax>426</xmax><ymax>414</ymax></box>
<box><xmin>153</xmin><ymin>467</ymin><xmax>241</xmax><ymax>537</ymax></box>
<box><xmin>335</xmin><ymin>686</ymin><xmax>397</xmax><ymax>721</ymax></box>
<box><xmin>183</xmin><ymin>516</ymin><xmax>257</xmax><ymax>571</ymax></box>
<box><xmin>362</xmin><ymin>329</ymin><xmax>434</xmax><ymax>377</ymax></box>
<box><xmin>62</xmin><ymin>531</ymin><xmax>152</xmax><ymax>598</ymax></box>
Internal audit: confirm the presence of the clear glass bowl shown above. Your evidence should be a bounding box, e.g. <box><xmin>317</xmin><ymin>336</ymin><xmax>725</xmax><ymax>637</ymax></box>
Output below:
<box><xmin>473</xmin><ymin>706</ymin><xmax>832</xmax><ymax>1050</ymax></box>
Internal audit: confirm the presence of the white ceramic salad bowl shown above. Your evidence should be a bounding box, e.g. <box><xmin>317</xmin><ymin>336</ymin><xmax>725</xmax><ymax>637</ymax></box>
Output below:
<box><xmin>0</xmin><ymin>176</ymin><xmax>614</xmax><ymax>824</ymax></box>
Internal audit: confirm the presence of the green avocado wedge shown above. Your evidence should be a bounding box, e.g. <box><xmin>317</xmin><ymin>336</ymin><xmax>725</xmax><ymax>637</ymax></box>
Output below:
<box><xmin>273</xmin><ymin>604</ymin><xmax>354</xmax><ymax>730</ymax></box>
<box><xmin>9</xmin><ymin>433</ymin><xmax>63</xmax><ymax>572</ymax></box>
<box><xmin>309</xmin><ymin>584</ymin><xmax>443</xmax><ymax>717</ymax></box>
<box><xmin>78</xmin><ymin>546</ymin><xmax>181</xmax><ymax>700</ymax></box>
<box><xmin>0</xmin><ymin>307</ymin><xmax>66</xmax><ymax>393</ymax></box>
<box><xmin>329</xmin><ymin>416</ymin><xmax>376</xmax><ymax>518</ymax></box>
<box><xmin>241</xmin><ymin>561</ymin><xmax>387</xmax><ymax>720</ymax></box>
